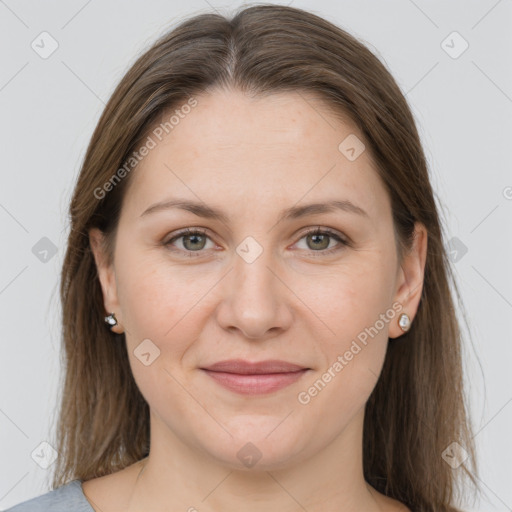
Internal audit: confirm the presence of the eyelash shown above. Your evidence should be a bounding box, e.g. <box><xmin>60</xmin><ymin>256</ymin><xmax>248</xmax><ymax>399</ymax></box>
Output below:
<box><xmin>163</xmin><ymin>227</ymin><xmax>349</xmax><ymax>258</ymax></box>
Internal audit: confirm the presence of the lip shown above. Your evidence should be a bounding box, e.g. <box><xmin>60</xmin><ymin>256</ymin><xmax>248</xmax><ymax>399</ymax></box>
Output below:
<box><xmin>200</xmin><ymin>359</ymin><xmax>310</xmax><ymax>395</ymax></box>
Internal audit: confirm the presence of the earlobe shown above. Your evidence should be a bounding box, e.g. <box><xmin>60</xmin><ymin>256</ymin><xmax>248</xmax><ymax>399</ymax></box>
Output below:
<box><xmin>389</xmin><ymin>222</ymin><xmax>428</xmax><ymax>339</ymax></box>
<box><xmin>89</xmin><ymin>228</ymin><xmax>123</xmax><ymax>332</ymax></box>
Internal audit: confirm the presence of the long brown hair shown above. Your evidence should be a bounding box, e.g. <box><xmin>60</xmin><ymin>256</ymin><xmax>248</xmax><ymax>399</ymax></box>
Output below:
<box><xmin>52</xmin><ymin>4</ymin><xmax>479</xmax><ymax>510</ymax></box>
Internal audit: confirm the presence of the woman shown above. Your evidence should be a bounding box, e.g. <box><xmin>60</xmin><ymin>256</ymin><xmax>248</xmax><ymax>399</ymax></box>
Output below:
<box><xmin>6</xmin><ymin>4</ymin><xmax>478</xmax><ymax>511</ymax></box>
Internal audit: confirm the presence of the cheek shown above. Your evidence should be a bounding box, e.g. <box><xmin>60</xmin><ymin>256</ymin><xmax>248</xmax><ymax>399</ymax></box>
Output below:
<box><xmin>114</xmin><ymin>250</ymin><xmax>232</xmax><ymax>396</ymax></box>
<box><xmin>112</xmin><ymin>255</ymin><xmax>202</xmax><ymax>399</ymax></box>
<box><xmin>294</xmin><ymin>274</ymin><xmax>393</xmax><ymax>438</ymax></box>
<box><xmin>300</xmin><ymin>249</ymin><xmax>396</xmax><ymax>401</ymax></box>
<box><xmin>115</xmin><ymin>248</ymin><xmax>216</xmax><ymax>339</ymax></box>
<box><xmin>114</xmin><ymin>256</ymin><xmax>209</xmax><ymax>416</ymax></box>
<box><xmin>307</xmin><ymin>252</ymin><xmax>396</xmax><ymax>342</ymax></box>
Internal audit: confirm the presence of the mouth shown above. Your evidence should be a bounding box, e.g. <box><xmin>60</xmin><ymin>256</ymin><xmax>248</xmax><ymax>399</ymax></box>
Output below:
<box><xmin>200</xmin><ymin>359</ymin><xmax>310</xmax><ymax>395</ymax></box>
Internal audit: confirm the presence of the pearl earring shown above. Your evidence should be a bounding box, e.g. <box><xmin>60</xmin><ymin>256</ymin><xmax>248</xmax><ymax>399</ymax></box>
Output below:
<box><xmin>104</xmin><ymin>312</ymin><xmax>118</xmax><ymax>330</ymax></box>
<box><xmin>398</xmin><ymin>313</ymin><xmax>411</xmax><ymax>332</ymax></box>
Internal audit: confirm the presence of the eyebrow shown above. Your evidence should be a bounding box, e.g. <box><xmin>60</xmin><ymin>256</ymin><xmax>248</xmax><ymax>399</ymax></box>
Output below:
<box><xmin>140</xmin><ymin>198</ymin><xmax>368</xmax><ymax>223</ymax></box>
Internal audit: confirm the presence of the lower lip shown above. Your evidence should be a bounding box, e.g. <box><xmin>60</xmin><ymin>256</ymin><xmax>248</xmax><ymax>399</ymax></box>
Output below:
<box><xmin>201</xmin><ymin>369</ymin><xmax>309</xmax><ymax>395</ymax></box>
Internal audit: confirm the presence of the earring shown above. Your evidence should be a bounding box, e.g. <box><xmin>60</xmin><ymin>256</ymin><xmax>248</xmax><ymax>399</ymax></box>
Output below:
<box><xmin>398</xmin><ymin>313</ymin><xmax>411</xmax><ymax>332</ymax></box>
<box><xmin>104</xmin><ymin>312</ymin><xmax>118</xmax><ymax>330</ymax></box>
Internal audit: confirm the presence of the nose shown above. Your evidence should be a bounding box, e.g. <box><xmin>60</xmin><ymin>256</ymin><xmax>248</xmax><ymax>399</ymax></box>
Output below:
<box><xmin>215</xmin><ymin>244</ymin><xmax>293</xmax><ymax>340</ymax></box>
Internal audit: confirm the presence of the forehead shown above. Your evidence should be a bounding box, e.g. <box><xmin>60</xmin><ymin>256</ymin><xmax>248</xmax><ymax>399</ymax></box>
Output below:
<box><xmin>122</xmin><ymin>88</ymin><xmax>390</xmax><ymax>222</ymax></box>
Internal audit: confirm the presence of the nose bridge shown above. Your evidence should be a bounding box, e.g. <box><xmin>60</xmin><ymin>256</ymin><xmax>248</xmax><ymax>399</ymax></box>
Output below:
<box><xmin>235</xmin><ymin>241</ymin><xmax>276</xmax><ymax>298</ymax></box>
<box><xmin>216</xmin><ymin>235</ymin><xmax>291</xmax><ymax>339</ymax></box>
<box><xmin>234</xmin><ymin>237</ymin><xmax>279</xmax><ymax>312</ymax></box>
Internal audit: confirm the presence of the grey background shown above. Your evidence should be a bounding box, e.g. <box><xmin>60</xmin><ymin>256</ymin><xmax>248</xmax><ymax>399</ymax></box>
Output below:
<box><xmin>1</xmin><ymin>0</ymin><xmax>511</xmax><ymax>510</ymax></box>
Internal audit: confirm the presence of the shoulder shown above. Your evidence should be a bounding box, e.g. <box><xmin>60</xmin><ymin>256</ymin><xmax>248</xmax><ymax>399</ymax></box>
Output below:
<box><xmin>2</xmin><ymin>480</ymin><xmax>94</xmax><ymax>512</ymax></box>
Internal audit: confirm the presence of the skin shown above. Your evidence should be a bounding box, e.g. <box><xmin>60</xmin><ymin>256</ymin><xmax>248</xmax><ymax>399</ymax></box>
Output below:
<box><xmin>87</xmin><ymin>87</ymin><xmax>426</xmax><ymax>512</ymax></box>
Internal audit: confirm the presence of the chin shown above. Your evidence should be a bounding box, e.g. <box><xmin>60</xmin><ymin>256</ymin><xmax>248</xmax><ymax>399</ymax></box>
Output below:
<box><xmin>197</xmin><ymin>427</ymin><xmax>310</xmax><ymax>472</ymax></box>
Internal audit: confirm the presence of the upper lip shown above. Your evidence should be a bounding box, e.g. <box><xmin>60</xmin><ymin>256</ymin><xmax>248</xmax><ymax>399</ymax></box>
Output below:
<box><xmin>201</xmin><ymin>359</ymin><xmax>309</xmax><ymax>374</ymax></box>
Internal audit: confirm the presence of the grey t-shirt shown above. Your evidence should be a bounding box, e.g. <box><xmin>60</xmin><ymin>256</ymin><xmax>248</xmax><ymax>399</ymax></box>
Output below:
<box><xmin>2</xmin><ymin>480</ymin><xmax>94</xmax><ymax>512</ymax></box>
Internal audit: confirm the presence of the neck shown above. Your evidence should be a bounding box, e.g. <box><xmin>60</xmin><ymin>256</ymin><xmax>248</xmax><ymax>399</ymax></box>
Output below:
<box><xmin>124</xmin><ymin>408</ymin><xmax>386</xmax><ymax>512</ymax></box>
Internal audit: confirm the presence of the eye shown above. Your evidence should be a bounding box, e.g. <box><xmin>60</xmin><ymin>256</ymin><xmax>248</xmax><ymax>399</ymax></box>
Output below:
<box><xmin>163</xmin><ymin>226</ymin><xmax>349</xmax><ymax>258</ymax></box>
<box><xmin>294</xmin><ymin>227</ymin><xmax>348</xmax><ymax>255</ymax></box>
<box><xmin>164</xmin><ymin>228</ymin><xmax>216</xmax><ymax>256</ymax></box>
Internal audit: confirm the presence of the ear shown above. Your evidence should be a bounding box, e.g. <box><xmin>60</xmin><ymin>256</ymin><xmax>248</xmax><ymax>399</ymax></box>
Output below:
<box><xmin>89</xmin><ymin>227</ymin><xmax>124</xmax><ymax>334</ymax></box>
<box><xmin>388</xmin><ymin>222</ymin><xmax>428</xmax><ymax>339</ymax></box>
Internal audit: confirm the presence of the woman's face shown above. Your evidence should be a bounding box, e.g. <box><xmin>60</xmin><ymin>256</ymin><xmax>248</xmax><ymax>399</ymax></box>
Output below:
<box><xmin>90</xmin><ymin>88</ymin><xmax>426</xmax><ymax>471</ymax></box>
